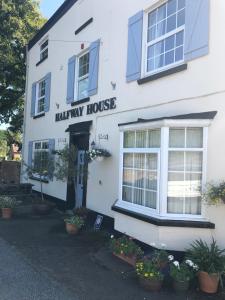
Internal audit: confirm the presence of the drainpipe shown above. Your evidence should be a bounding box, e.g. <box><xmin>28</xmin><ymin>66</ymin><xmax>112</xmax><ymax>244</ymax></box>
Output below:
<box><xmin>20</xmin><ymin>44</ymin><xmax>29</xmax><ymax>183</ymax></box>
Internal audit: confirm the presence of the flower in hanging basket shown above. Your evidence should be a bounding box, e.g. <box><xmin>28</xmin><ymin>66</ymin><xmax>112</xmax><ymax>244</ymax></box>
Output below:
<box><xmin>86</xmin><ymin>148</ymin><xmax>111</xmax><ymax>162</ymax></box>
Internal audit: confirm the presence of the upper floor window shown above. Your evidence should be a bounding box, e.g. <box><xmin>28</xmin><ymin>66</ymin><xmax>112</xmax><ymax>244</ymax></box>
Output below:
<box><xmin>145</xmin><ymin>0</ymin><xmax>185</xmax><ymax>74</ymax></box>
<box><xmin>40</xmin><ymin>39</ymin><xmax>48</xmax><ymax>61</ymax></box>
<box><xmin>36</xmin><ymin>79</ymin><xmax>46</xmax><ymax>115</ymax></box>
<box><xmin>77</xmin><ymin>51</ymin><xmax>90</xmax><ymax>100</ymax></box>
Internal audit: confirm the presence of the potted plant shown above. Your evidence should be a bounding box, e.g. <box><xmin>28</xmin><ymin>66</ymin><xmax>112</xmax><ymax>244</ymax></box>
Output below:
<box><xmin>0</xmin><ymin>196</ymin><xmax>18</xmax><ymax>219</ymax></box>
<box><xmin>64</xmin><ymin>215</ymin><xmax>85</xmax><ymax>235</ymax></box>
<box><xmin>110</xmin><ymin>235</ymin><xmax>144</xmax><ymax>266</ymax></box>
<box><xmin>186</xmin><ymin>239</ymin><xmax>225</xmax><ymax>294</ymax></box>
<box><xmin>73</xmin><ymin>207</ymin><xmax>89</xmax><ymax>220</ymax></box>
<box><xmin>169</xmin><ymin>258</ymin><xmax>197</xmax><ymax>293</ymax></box>
<box><xmin>203</xmin><ymin>182</ymin><xmax>225</xmax><ymax>204</ymax></box>
<box><xmin>136</xmin><ymin>258</ymin><xmax>164</xmax><ymax>292</ymax></box>
<box><xmin>86</xmin><ymin>148</ymin><xmax>111</xmax><ymax>163</ymax></box>
<box><xmin>150</xmin><ymin>249</ymin><xmax>169</xmax><ymax>270</ymax></box>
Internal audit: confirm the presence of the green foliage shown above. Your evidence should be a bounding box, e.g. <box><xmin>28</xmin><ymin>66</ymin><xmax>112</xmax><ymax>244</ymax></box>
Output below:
<box><xmin>151</xmin><ymin>249</ymin><xmax>169</xmax><ymax>267</ymax></box>
<box><xmin>136</xmin><ymin>258</ymin><xmax>164</xmax><ymax>280</ymax></box>
<box><xmin>54</xmin><ymin>144</ymin><xmax>88</xmax><ymax>184</ymax></box>
<box><xmin>0</xmin><ymin>0</ymin><xmax>46</xmax><ymax>130</ymax></box>
<box><xmin>64</xmin><ymin>215</ymin><xmax>85</xmax><ymax>228</ymax></box>
<box><xmin>170</xmin><ymin>260</ymin><xmax>196</xmax><ymax>282</ymax></box>
<box><xmin>0</xmin><ymin>196</ymin><xmax>18</xmax><ymax>208</ymax></box>
<box><xmin>0</xmin><ymin>130</ymin><xmax>8</xmax><ymax>158</ymax></box>
<box><xmin>86</xmin><ymin>148</ymin><xmax>111</xmax><ymax>162</ymax></box>
<box><xmin>110</xmin><ymin>235</ymin><xmax>144</xmax><ymax>258</ymax></box>
<box><xmin>186</xmin><ymin>239</ymin><xmax>225</xmax><ymax>274</ymax></box>
<box><xmin>203</xmin><ymin>182</ymin><xmax>225</xmax><ymax>204</ymax></box>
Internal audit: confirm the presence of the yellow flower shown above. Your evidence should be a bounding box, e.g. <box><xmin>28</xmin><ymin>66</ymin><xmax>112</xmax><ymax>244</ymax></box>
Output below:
<box><xmin>144</xmin><ymin>273</ymin><xmax>148</xmax><ymax>278</ymax></box>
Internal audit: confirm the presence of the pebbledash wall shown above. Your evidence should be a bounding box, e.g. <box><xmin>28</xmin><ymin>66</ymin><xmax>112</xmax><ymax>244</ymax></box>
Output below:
<box><xmin>22</xmin><ymin>0</ymin><xmax>225</xmax><ymax>251</ymax></box>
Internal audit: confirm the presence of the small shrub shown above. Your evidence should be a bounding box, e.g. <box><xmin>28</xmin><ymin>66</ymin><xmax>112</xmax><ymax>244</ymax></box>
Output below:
<box><xmin>64</xmin><ymin>215</ymin><xmax>85</xmax><ymax>229</ymax></box>
<box><xmin>110</xmin><ymin>235</ymin><xmax>144</xmax><ymax>258</ymax></box>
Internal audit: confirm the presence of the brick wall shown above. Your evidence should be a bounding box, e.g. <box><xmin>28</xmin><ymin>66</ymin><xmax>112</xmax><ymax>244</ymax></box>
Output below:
<box><xmin>0</xmin><ymin>161</ymin><xmax>21</xmax><ymax>184</ymax></box>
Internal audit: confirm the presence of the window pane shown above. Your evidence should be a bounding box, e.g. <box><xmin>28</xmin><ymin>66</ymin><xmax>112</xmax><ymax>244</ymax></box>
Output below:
<box><xmin>124</xmin><ymin>131</ymin><xmax>135</xmax><ymax>148</ymax></box>
<box><xmin>148</xmin><ymin>129</ymin><xmax>161</xmax><ymax>148</ymax></box>
<box><xmin>146</xmin><ymin>171</ymin><xmax>157</xmax><ymax>190</ymax></box>
<box><xmin>79</xmin><ymin>53</ymin><xmax>89</xmax><ymax>77</ymax></box>
<box><xmin>35</xmin><ymin>142</ymin><xmax>41</xmax><ymax>150</ymax></box>
<box><xmin>167</xmin><ymin>0</ymin><xmax>177</xmax><ymax>16</ymax></box>
<box><xmin>123</xmin><ymin>169</ymin><xmax>133</xmax><ymax>186</ymax></box>
<box><xmin>134</xmin><ymin>170</ymin><xmax>145</xmax><ymax>188</ymax></box>
<box><xmin>169</xmin><ymin>128</ymin><xmax>185</xmax><ymax>148</ymax></box>
<box><xmin>168</xmin><ymin>151</ymin><xmax>184</xmax><ymax>171</ymax></box>
<box><xmin>175</xmin><ymin>46</ymin><xmax>183</xmax><ymax>61</ymax></box>
<box><xmin>134</xmin><ymin>153</ymin><xmax>145</xmax><ymax>169</ymax></box>
<box><xmin>168</xmin><ymin>172</ymin><xmax>185</xmax><ymax>198</ymax></box>
<box><xmin>78</xmin><ymin>77</ymin><xmax>89</xmax><ymax>100</ymax></box>
<box><xmin>136</xmin><ymin>131</ymin><xmax>147</xmax><ymax>148</ymax></box>
<box><xmin>185</xmin><ymin>197</ymin><xmax>201</xmax><ymax>215</ymax></box>
<box><xmin>186</xmin><ymin>128</ymin><xmax>203</xmax><ymax>148</ymax></box>
<box><xmin>165</xmin><ymin>35</ymin><xmax>175</xmax><ymax>52</ymax></box>
<box><xmin>42</xmin><ymin>142</ymin><xmax>49</xmax><ymax>149</ymax></box>
<box><xmin>176</xmin><ymin>31</ymin><xmax>184</xmax><ymax>47</ymax></box>
<box><xmin>166</xmin><ymin>14</ymin><xmax>176</xmax><ymax>32</ymax></box>
<box><xmin>177</xmin><ymin>9</ymin><xmax>185</xmax><ymax>27</ymax></box>
<box><xmin>38</xmin><ymin>98</ymin><xmax>45</xmax><ymax>113</ymax></box>
<box><xmin>145</xmin><ymin>191</ymin><xmax>157</xmax><ymax>209</ymax></box>
<box><xmin>186</xmin><ymin>152</ymin><xmax>203</xmax><ymax>172</ymax></box>
<box><xmin>148</xmin><ymin>10</ymin><xmax>157</xmax><ymax>27</ymax></box>
<box><xmin>155</xmin><ymin>55</ymin><xmax>164</xmax><ymax>69</ymax></box>
<box><xmin>133</xmin><ymin>188</ymin><xmax>144</xmax><ymax>205</ymax></box>
<box><xmin>146</xmin><ymin>153</ymin><xmax>157</xmax><ymax>170</ymax></box>
<box><xmin>147</xmin><ymin>59</ymin><xmax>155</xmax><ymax>72</ymax></box>
<box><xmin>168</xmin><ymin>197</ymin><xmax>184</xmax><ymax>214</ymax></box>
<box><xmin>156</xmin><ymin>20</ymin><xmax>166</xmax><ymax>38</ymax></box>
<box><xmin>185</xmin><ymin>173</ymin><xmax>202</xmax><ymax>197</ymax></box>
<box><xmin>122</xmin><ymin>186</ymin><xmax>132</xmax><ymax>202</ymax></box>
<box><xmin>148</xmin><ymin>25</ymin><xmax>156</xmax><ymax>42</ymax></box>
<box><xmin>147</xmin><ymin>46</ymin><xmax>155</xmax><ymax>59</ymax></box>
<box><xmin>165</xmin><ymin>50</ymin><xmax>175</xmax><ymax>65</ymax></box>
<box><xmin>123</xmin><ymin>153</ymin><xmax>133</xmax><ymax>168</ymax></box>
<box><xmin>155</xmin><ymin>40</ymin><xmax>165</xmax><ymax>56</ymax></box>
<box><xmin>157</xmin><ymin>4</ymin><xmax>166</xmax><ymax>21</ymax></box>
<box><xmin>178</xmin><ymin>0</ymin><xmax>185</xmax><ymax>10</ymax></box>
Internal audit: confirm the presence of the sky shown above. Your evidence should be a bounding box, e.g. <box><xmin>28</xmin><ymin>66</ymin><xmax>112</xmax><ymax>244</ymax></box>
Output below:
<box><xmin>40</xmin><ymin>0</ymin><xmax>65</xmax><ymax>18</ymax></box>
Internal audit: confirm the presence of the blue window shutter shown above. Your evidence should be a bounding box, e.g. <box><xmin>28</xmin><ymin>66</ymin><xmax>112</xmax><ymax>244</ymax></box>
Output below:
<box><xmin>44</xmin><ymin>72</ymin><xmax>51</xmax><ymax>112</ymax></box>
<box><xmin>28</xmin><ymin>141</ymin><xmax>33</xmax><ymax>167</ymax></box>
<box><xmin>88</xmin><ymin>39</ymin><xmax>100</xmax><ymax>96</ymax></box>
<box><xmin>48</xmin><ymin>139</ymin><xmax>55</xmax><ymax>180</ymax></box>
<box><xmin>126</xmin><ymin>11</ymin><xmax>143</xmax><ymax>82</ymax></box>
<box><xmin>184</xmin><ymin>0</ymin><xmax>209</xmax><ymax>61</ymax></box>
<box><xmin>67</xmin><ymin>56</ymin><xmax>76</xmax><ymax>104</ymax></box>
<box><xmin>31</xmin><ymin>83</ymin><xmax>36</xmax><ymax>117</ymax></box>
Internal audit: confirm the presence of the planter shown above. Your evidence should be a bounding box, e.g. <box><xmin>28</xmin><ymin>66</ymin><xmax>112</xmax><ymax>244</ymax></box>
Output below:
<box><xmin>2</xmin><ymin>208</ymin><xmax>13</xmax><ymax>219</ymax></box>
<box><xmin>113</xmin><ymin>252</ymin><xmax>137</xmax><ymax>267</ymax></box>
<box><xmin>173</xmin><ymin>279</ymin><xmax>189</xmax><ymax>293</ymax></box>
<box><xmin>139</xmin><ymin>277</ymin><xmax>163</xmax><ymax>292</ymax></box>
<box><xmin>198</xmin><ymin>271</ymin><xmax>220</xmax><ymax>294</ymax></box>
<box><xmin>65</xmin><ymin>223</ymin><xmax>79</xmax><ymax>235</ymax></box>
<box><xmin>32</xmin><ymin>202</ymin><xmax>55</xmax><ymax>216</ymax></box>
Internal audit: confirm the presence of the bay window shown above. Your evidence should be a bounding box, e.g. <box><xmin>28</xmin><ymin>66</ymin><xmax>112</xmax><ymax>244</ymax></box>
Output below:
<box><xmin>119</xmin><ymin>124</ymin><xmax>207</xmax><ymax>220</ymax></box>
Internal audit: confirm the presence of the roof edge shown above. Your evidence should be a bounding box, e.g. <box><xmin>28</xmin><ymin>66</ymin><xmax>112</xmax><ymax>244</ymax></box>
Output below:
<box><xmin>28</xmin><ymin>0</ymin><xmax>78</xmax><ymax>50</ymax></box>
<box><xmin>118</xmin><ymin>111</ymin><xmax>218</xmax><ymax>127</ymax></box>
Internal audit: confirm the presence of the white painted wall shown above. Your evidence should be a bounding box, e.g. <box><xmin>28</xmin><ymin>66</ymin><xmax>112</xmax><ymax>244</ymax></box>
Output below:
<box><xmin>23</xmin><ymin>0</ymin><xmax>225</xmax><ymax>250</ymax></box>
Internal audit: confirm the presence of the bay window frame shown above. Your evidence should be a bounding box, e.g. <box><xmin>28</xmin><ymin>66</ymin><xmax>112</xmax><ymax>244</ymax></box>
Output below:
<box><xmin>118</xmin><ymin>121</ymin><xmax>209</xmax><ymax>221</ymax></box>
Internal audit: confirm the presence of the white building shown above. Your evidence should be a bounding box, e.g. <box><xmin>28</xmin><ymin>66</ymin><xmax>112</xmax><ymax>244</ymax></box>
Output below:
<box><xmin>23</xmin><ymin>0</ymin><xmax>225</xmax><ymax>251</ymax></box>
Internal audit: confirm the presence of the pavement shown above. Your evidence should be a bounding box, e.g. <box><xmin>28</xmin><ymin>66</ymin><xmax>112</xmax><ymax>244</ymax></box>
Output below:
<box><xmin>0</xmin><ymin>212</ymin><xmax>224</xmax><ymax>300</ymax></box>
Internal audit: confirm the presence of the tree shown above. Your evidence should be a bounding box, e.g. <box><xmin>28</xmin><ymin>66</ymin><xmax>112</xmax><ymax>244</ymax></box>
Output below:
<box><xmin>0</xmin><ymin>0</ymin><xmax>46</xmax><ymax>131</ymax></box>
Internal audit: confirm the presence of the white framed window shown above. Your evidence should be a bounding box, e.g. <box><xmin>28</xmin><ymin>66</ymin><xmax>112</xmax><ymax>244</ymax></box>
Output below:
<box><xmin>76</xmin><ymin>51</ymin><xmax>89</xmax><ymax>100</ymax></box>
<box><xmin>143</xmin><ymin>0</ymin><xmax>185</xmax><ymax>75</ymax></box>
<box><xmin>40</xmin><ymin>39</ymin><xmax>48</xmax><ymax>61</ymax></box>
<box><xmin>33</xmin><ymin>140</ymin><xmax>49</xmax><ymax>179</ymax></box>
<box><xmin>36</xmin><ymin>79</ymin><xmax>46</xmax><ymax>115</ymax></box>
<box><xmin>119</xmin><ymin>123</ymin><xmax>208</xmax><ymax>221</ymax></box>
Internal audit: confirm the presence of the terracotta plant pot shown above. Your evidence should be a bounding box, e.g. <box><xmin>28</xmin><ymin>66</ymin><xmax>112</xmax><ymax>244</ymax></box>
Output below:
<box><xmin>198</xmin><ymin>271</ymin><xmax>219</xmax><ymax>294</ymax></box>
<box><xmin>139</xmin><ymin>277</ymin><xmax>163</xmax><ymax>292</ymax></box>
<box><xmin>173</xmin><ymin>280</ymin><xmax>189</xmax><ymax>293</ymax></box>
<box><xmin>65</xmin><ymin>223</ymin><xmax>79</xmax><ymax>235</ymax></box>
<box><xmin>2</xmin><ymin>208</ymin><xmax>13</xmax><ymax>219</ymax></box>
<box><xmin>113</xmin><ymin>252</ymin><xmax>137</xmax><ymax>267</ymax></box>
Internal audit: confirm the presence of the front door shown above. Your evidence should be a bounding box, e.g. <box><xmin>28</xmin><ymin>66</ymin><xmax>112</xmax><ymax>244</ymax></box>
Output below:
<box><xmin>75</xmin><ymin>150</ymin><xmax>85</xmax><ymax>208</ymax></box>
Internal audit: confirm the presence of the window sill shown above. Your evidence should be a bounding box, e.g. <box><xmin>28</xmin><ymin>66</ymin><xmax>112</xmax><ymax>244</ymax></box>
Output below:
<box><xmin>111</xmin><ymin>204</ymin><xmax>215</xmax><ymax>229</ymax></box>
<box><xmin>36</xmin><ymin>56</ymin><xmax>48</xmax><ymax>67</ymax></box>
<box><xmin>29</xmin><ymin>176</ymin><xmax>49</xmax><ymax>184</ymax></box>
<box><xmin>33</xmin><ymin>113</ymin><xmax>45</xmax><ymax>119</ymax></box>
<box><xmin>137</xmin><ymin>64</ymin><xmax>188</xmax><ymax>85</ymax></box>
<box><xmin>71</xmin><ymin>97</ymin><xmax>90</xmax><ymax>107</ymax></box>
